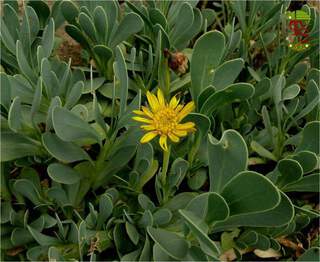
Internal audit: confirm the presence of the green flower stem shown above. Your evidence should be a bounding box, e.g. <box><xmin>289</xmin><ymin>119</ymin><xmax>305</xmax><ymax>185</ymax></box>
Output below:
<box><xmin>95</xmin><ymin>140</ymin><xmax>112</xmax><ymax>171</ymax></box>
<box><xmin>161</xmin><ymin>145</ymin><xmax>171</xmax><ymax>187</ymax></box>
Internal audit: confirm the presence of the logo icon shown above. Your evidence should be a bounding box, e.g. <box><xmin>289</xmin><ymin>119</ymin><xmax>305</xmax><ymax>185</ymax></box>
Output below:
<box><xmin>286</xmin><ymin>10</ymin><xmax>311</xmax><ymax>51</ymax></box>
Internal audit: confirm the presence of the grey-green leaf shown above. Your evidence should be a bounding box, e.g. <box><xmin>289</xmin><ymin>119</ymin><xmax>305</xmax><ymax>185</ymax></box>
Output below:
<box><xmin>42</xmin><ymin>132</ymin><xmax>90</xmax><ymax>163</ymax></box>
<box><xmin>191</xmin><ymin>30</ymin><xmax>225</xmax><ymax>101</ymax></box>
<box><xmin>110</xmin><ymin>13</ymin><xmax>144</xmax><ymax>47</ymax></box>
<box><xmin>147</xmin><ymin>227</ymin><xmax>189</xmax><ymax>260</ymax></box>
<box><xmin>52</xmin><ymin>107</ymin><xmax>101</xmax><ymax>144</ymax></box>
<box><xmin>208</xmin><ymin>130</ymin><xmax>248</xmax><ymax>192</ymax></box>
<box><xmin>212</xmin><ymin>58</ymin><xmax>244</xmax><ymax>90</ymax></box>
<box><xmin>47</xmin><ymin>163</ymin><xmax>80</xmax><ymax>184</ymax></box>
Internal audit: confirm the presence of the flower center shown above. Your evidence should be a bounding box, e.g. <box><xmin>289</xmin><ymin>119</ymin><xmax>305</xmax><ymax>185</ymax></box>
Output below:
<box><xmin>153</xmin><ymin>107</ymin><xmax>177</xmax><ymax>135</ymax></box>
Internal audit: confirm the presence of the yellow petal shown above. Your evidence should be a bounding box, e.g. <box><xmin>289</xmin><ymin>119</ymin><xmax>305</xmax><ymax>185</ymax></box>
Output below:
<box><xmin>176</xmin><ymin>122</ymin><xmax>196</xmax><ymax>131</ymax></box>
<box><xmin>141</xmin><ymin>125</ymin><xmax>156</xmax><ymax>131</ymax></box>
<box><xmin>177</xmin><ymin>101</ymin><xmax>195</xmax><ymax>121</ymax></box>
<box><xmin>174</xmin><ymin>105</ymin><xmax>184</xmax><ymax>113</ymax></box>
<box><xmin>168</xmin><ymin>132</ymin><xmax>180</xmax><ymax>143</ymax></box>
<box><xmin>140</xmin><ymin>131</ymin><xmax>158</xmax><ymax>143</ymax></box>
<box><xmin>132</xmin><ymin>116</ymin><xmax>153</xmax><ymax>124</ymax></box>
<box><xmin>157</xmin><ymin>89</ymin><xmax>166</xmax><ymax>106</ymax></box>
<box><xmin>159</xmin><ymin>135</ymin><xmax>168</xmax><ymax>151</ymax></box>
<box><xmin>169</xmin><ymin>96</ymin><xmax>179</xmax><ymax>109</ymax></box>
<box><xmin>133</xmin><ymin>110</ymin><xmax>145</xmax><ymax>116</ymax></box>
<box><xmin>141</xmin><ymin>106</ymin><xmax>154</xmax><ymax>118</ymax></box>
<box><xmin>173</xmin><ymin>130</ymin><xmax>187</xmax><ymax>137</ymax></box>
<box><xmin>146</xmin><ymin>91</ymin><xmax>160</xmax><ymax>112</ymax></box>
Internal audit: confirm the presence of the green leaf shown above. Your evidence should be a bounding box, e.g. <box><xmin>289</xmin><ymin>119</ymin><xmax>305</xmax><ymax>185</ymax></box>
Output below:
<box><xmin>283</xmin><ymin>173</ymin><xmax>320</xmax><ymax>192</ymax></box>
<box><xmin>297</xmin><ymin>247</ymin><xmax>320</xmax><ymax>261</ymax></box>
<box><xmin>11</xmin><ymin>228</ymin><xmax>34</xmax><ymax>246</ymax></box>
<box><xmin>250</xmin><ymin>140</ymin><xmax>277</xmax><ymax>161</ymax></box>
<box><xmin>149</xmin><ymin>8</ymin><xmax>167</xmax><ymax>29</ymax></box>
<box><xmin>8</xmin><ymin>96</ymin><xmax>22</xmax><ymax>132</ymax></box>
<box><xmin>290</xmin><ymin>80</ymin><xmax>320</xmax><ymax>126</ymax></box>
<box><xmin>122</xmin><ymin>249</ymin><xmax>140</xmax><ymax>261</ymax></box>
<box><xmin>139</xmin><ymin>210</ymin><xmax>154</xmax><ymax>228</ymax></box>
<box><xmin>126</xmin><ymin>222</ymin><xmax>140</xmax><ymax>245</ymax></box>
<box><xmin>65</xmin><ymin>81</ymin><xmax>84</xmax><ymax>109</ymax></box>
<box><xmin>185</xmin><ymin>192</ymin><xmax>229</xmax><ymax>224</ymax></box>
<box><xmin>222</xmin><ymin>171</ymin><xmax>280</xmax><ymax>215</ymax></box>
<box><xmin>13</xmin><ymin>179</ymin><xmax>42</xmax><ymax>205</ymax></box>
<box><xmin>139</xmin><ymin>235</ymin><xmax>151</xmax><ymax>261</ymax></box>
<box><xmin>191</xmin><ymin>30</ymin><xmax>225</xmax><ymax>101</ymax></box>
<box><xmin>27</xmin><ymin>246</ymin><xmax>48</xmax><ymax>261</ymax></box>
<box><xmin>60</xmin><ymin>0</ymin><xmax>79</xmax><ymax>23</ymax></box>
<box><xmin>0</xmin><ymin>73</ymin><xmax>11</xmax><ymax>111</ymax></box>
<box><xmin>153</xmin><ymin>243</ymin><xmax>175</xmax><ymax>261</ymax></box>
<box><xmin>93</xmin><ymin>45</ymin><xmax>113</xmax><ymax>69</ymax></box>
<box><xmin>0</xmin><ymin>16</ymin><xmax>16</xmax><ymax>54</ymax></box>
<box><xmin>179</xmin><ymin>210</ymin><xmax>219</xmax><ymax>258</ymax></box>
<box><xmin>48</xmin><ymin>247</ymin><xmax>65</xmax><ymax>261</ymax></box>
<box><xmin>113</xmin><ymin>223</ymin><xmax>134</xmax><ymax>254</ymax></box>
<box><xmin>47</xmin><ymin>163</ymin><xmax>80</xmax><ymax>184</ymax></box>
<box><xmin>236</xmin><ymin>231</ymin><xmax>258</xmax><ymax>248</ymax></box>
<box><xmin>20</xmin><ymin>6</ymin><xmax>39</xmax><ymax>52</ymax></box>
<box><xmin>282</xmin><ymin>84</ymin><xmax>300</xmax><ymax>101</ymax></box>
<box><xmin>253</xmin><ymin>78</ymin><xmax>271</xmax><ymax>98</ymax></box>
<box><xmin>79</xmin><ymin>12</ymin><xmax>97</xmax><ymax>42</ymax></box>
<box><xmin>164</xmin><ymin>192</ymin><xmax>197</xmax><ymax>211</ymax></box>
<box><xmin>208</xmin><ymin>130</ymin><xmax>248</xmax><ymax>192</ymax></box>
<box><xmin>41</xmin><ymin>18</ymin><xmax>55</xmax><ymax>57</ymax></box>
<box><xmin>153</xmin><ymin>208</ymin><xmax>172</xmax><ymax>226</ymax></box>
<box><xmin>197</xmin><ymin>86</ymin><xmax>215</xmax><ymax>110</ymax></box>
<box><xmin>110</xmin><ymin>13</ymin><xmax>144</xmax><ymax>47</ymax></box>
<box><xmin>27</xmin><ymin>226</ymin><xmax>61</xmax><ymax>246</ymax></box>
<box><xmin>188</xmin><ymin>169</ymin><xmax>207</xmax><ymax>190</ymax></box>
<box><xmin>65</xmin><ymin>25</ymin><xmax>90</xmax><ymax>50</ymax></box>
<box><xmin>52</xmin><ymin>107</ymin><xmax>101</xmax><ymax>144</ymax></box>
<box><xmin>221</xmin><ymin>228</ymin><xmax>240</xmax><ymax>252</ymax></box>
<box><xmin>212</xmin><ymin>58</ymin><xmax>244</xmax><ymax>90</ymax></box>
<box><xmin>42</xmin><ymin>132</ymin><xmax>90</xmax><ymax>163</ymax></box>
<box><xmin>103</xmin><ymin>0</ymin><xmax>118</xmax><ymax>41</ymax></box>
<box><xmin>175</xmin><ymin>8</ymin><xmax>202</xmax><ymax>49</ymax></box>
<box><xmin>9</xmin><ymin>75</ymin><xmax>34</xmax><ymax>103</ymax></box>
<box><xmin>184</xmin><ymin>113</ymin><xmax>211</xmax><ymax>138</ymax></box>
<box><xmin>170</xmin><ymin>2</ymin><xmax>194</xmax><ymax>48</ymax></box>
<box><xmin>200</xmin><ymin>83</ymin><xmax>254</xmax><ymax>116</ymax></box>
<box><xmin>46</xmin><ymin>96</ymin><xmax>61</xmax><ymax>131</ymax></box>
<box><xmin>214</xmin><ymin>192</ymin><xmax>294</xmax><ymax>231</ymax></box>
<box><xmin>138</xmin><ymin>194</ymin><xmax>156</xmax><ymax>211</ymax></box>
<box><xmin>97</xmin><ymin>194</ymin><xmax>113</xmax><ymax>229</ymax></box>
<box><xmin>1</xmin><ymin>132</ymin><xmax>41</xmax><ymax>162</ymax></box>
<box><xmin>287</xmin><ymin>62</ymin><xmax>309</xmax><ymax>86</ymax></box>
<box><xmin>83</xmin><ymin>77</ymin><xmax>105</xmax><ymax>94</ymax></box>
<box><xmin>28</xmin><ymin>0</ymin><xmax>50</xmax><ymax>28</ymax></box>
<box><xmin>168</xmin><ymin>158</ymin><xmax>189</xmax><ymax>189</ymax></box>
<box><xmin>30</xmin><ymin>79</ymin><xmax>42</xmax><ymax>124</ymax></box>
<box><xmin>114</xmin><ymin>47</ymin><xmax>128</xmax><ymax>117</ymax></box>
<box><xmin>296</xmin><ymin>121</ymin><xmax>320</xmax><ymax>155</ymax></box>
<box><xmin>93</xmin><ymin>6</ymin><xmax>108</xmax><ymax>43</ymax></box>
<box><xmin>274</xmin><ymin>159</ymin><xmax>303</xmax><ymax>189</ymax></box>
<box><xmin>20</xmin><ymin>167</ymin><xmax>41</xmax><ymax>193</ymax></box>
<box><xmin>16</xmin><ymin>40</ymin><xmax>37</xmax><ymax>84</ymax></box>
<box><xmin>291</xmin><ymin>151</ymin><xmax>318</xmax><ymax>174</ymax></box>
<box><xmin>271</xmin><ymin>74</ymin><xmax>285</xmax><ymax>124</ymax></box>
<box><xmin>147</xmin><ymin>227</ymin><xmax>189</xmax><ymax>260</ymax></box>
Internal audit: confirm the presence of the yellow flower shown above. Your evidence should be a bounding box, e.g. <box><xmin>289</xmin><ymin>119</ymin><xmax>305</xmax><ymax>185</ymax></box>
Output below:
<box><xmin>133</xmin><ymin>89</ymin><xmax>196</xmax><ymax>151</ymax></box>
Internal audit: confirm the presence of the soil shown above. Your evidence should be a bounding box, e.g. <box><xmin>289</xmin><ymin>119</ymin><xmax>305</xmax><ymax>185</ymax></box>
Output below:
<box><xmin>55</xmin><ymin>25</ymin><xmax>83</xmax><ymax>66</ymax></box>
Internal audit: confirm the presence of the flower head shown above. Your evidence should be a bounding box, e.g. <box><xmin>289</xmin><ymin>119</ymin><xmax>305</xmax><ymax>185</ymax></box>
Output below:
<box><xmin>133</xmin><ymin>89</ymin><xmax>196</xmax><ymax>151</ymax></box>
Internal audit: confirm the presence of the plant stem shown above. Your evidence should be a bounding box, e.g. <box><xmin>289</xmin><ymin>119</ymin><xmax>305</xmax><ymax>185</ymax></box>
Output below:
<box><xmin>161</xmin><ymin>145</ymin><xmax>171</xmax><ymax>187</ymax></box>
<box><xmin>96</xmin><ymin>140</ymin><xmax>111</xmax><ymax>171</ymax></box>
